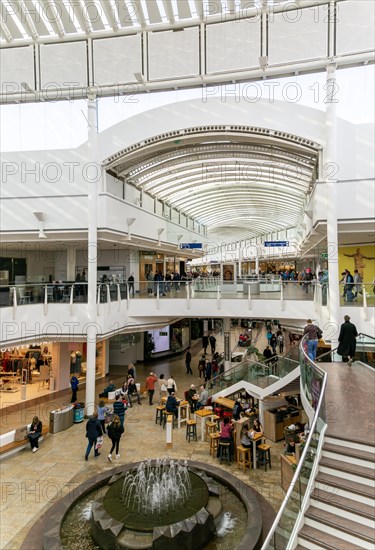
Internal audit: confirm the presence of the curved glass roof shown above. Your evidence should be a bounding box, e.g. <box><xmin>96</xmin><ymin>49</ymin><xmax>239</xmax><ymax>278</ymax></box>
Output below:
<box><xmin>104</xmin><ymin>125</ymin><xmax>320</xmax><ymax>239</ymax></box>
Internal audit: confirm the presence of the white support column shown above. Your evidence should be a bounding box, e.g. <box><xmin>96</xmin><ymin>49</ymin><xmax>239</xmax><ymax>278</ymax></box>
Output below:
<box><xmin>85</xmin><ymin>95</ymin><xmax>100</xmax><ymax>416</ymax></box>
<box><xmin>324</xmin><ymin>63</ymin><xmax>340</xmax><ymax>350</ymax></box>
<box><xmin>66</xmin><ymin>245</ymin><xmax>76</xmax><ymax>282</ymax></box>
<box><xmin>223</xmin><ymin>318</ymin><xmax>231</xmax><ymax>374</ymax></box>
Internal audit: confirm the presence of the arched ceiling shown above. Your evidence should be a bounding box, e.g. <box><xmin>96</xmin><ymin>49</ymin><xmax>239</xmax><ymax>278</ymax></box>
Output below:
<box><xmin>104</xmin><ymin>125</ymin><xmax>320</xmax><ymax>240</ymax></box>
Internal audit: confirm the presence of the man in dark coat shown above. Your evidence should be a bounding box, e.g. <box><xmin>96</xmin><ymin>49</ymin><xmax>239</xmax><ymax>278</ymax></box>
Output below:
<box><xmin>337</xmin><ymin>315</ymin><xmax>358</xmax><ymax>365</ymax></box>
<box><xmin>202</xmin><ymin>334</ymin><xmax>209</xmax><ymax>354</ymax></box>
<box><xmin>166</xmin><ymin>392</ymin><xmax>179</xmax><ymax>419</ymax></box>
<box><xmin>85</xmin><ymin>413</ymin><xmax>103</xmax><ymax>460</ymax></box>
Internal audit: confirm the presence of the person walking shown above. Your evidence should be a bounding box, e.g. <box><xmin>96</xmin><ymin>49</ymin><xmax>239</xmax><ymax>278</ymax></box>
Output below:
<box><xmin>209</xmin><ymin>334</ymin><xmax>216</xmax><ymax>354</ymax></box>
<box><xmin>185</xmin><ymin>347</ymin><xmax>193</xmax><ymax>374</ymax></box>
<box><xmin>107</xmin><ymin>414</ymin><xmax>124</xmax><ymax>461</ymax></box>
<box><xmin>70</xmin><ymin>375</ymin><xmax>79</xmax><ymax>403</ymax></box>
<box><xmin>113</xmin><ymin>394</ymin><xmax>126</xmax><ymax>427</ymax></box>
<box><xmin>202</xmin><ymin>334</ymin><xmax>209</xmax><ymax>354</ymax></box>
<box><xmin>198</xmin><ymin>355</ymin><xmax>206</xmax><ymax>379</ymax></box>
<box><xmin>337</xmin><ymin>315</ymin><xmax>358</xmax><ymax>365</ymax></box>
<box><xmin>84</xmin><ymin>413</ymin><xmax>103</xmax><ymax>461</ymax></box>
<box><xmin>97</xmin><ymin>400</ymin><xmax>108</xmax><ymax>433</ymax></box>
<box><xmin>166</xmin><ymin>376</ymin><xmax>177</xmax><ymax>395</ymax></box>
<box><xmin>145</xmin><ymin>372</ymin><xmax>158</xmax><ymax>405</ymax></box>
<box><xmin>127</xmin><ymin>273</ymin><xmax>135</xmax><ymax>297</ymax></box>
<box><xmin>303</xmin><ymin>319</ymin><xmax>321</xmax><ymax>362</ymax></box>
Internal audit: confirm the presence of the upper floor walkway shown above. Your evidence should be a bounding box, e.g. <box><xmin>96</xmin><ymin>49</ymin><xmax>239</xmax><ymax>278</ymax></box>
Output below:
<box><xmin>1</xmin><ymin>278</ymin><xmax>374</xmax><ymax>346</ymax></box>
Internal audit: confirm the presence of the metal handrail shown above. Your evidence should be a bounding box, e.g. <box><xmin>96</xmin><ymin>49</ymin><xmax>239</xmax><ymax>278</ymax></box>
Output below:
<box><xmin>261</xmin><ymin>335</ymin><xmax>328</xmax><ymax>549</ymax></box>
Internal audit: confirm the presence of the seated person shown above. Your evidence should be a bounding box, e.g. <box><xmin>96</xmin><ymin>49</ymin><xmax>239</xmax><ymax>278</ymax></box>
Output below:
<box><xmin>28</xmin><ymin>416</ymin><xmax>42</xmax><ymax>453</ymax></box>
<box><xmin>126</xmin><ymin>375</ymin><xmax>141</xmax><ymax>406</ymax></box>
<box><xmin>240</xmin><ymin>424</ymin><xmax>253</xmax><ymax>449</ymax></box>
<box><xmin>165</xmin><ymin>392</ymin><xmax>180</xmax><ymax>419</ymax></box>
<box><xmin>232</xmin><ymin>399</ymin><xmax>243</xmax><ymax>420</ymax></box>
<box><xmin>187</xmin><ymin>384</ymin><xmax>198</xmax><ymax>412</ymax></box>
<box><xmin>285</xmin><ymin>439</ymin><xmax>298</xmax><ymax>455</ymax></box>
<box><xmin>99</xmin><ymin>380</ymin><xmax>116</xmax><ymax>398</ymax></box>
<box><xmin>217</xmin><ymin>417</ymin><xmax>234</xmax><ymax>459</ymax></box>
<box><xmin>196</xmin><ymin>385</ymin><xmax>209</xmax><ymax>410</ymax></box>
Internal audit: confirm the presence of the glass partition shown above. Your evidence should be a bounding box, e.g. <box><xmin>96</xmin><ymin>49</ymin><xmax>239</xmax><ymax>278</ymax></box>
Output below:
<box><xmin>261</xmin><ymin>335</ymin><xmax>327</xmax><ymax>550</ymax></box>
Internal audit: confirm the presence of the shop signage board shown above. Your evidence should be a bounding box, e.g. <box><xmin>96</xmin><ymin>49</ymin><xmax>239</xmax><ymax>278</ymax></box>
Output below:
<box><xmin>264</xmin><ymin>241</ymin><xmax>289</xmax><ymax>247</ymax></box>
<box><xmin>180</xmin><ymin>243</ymin><xmax>203</xmax><ymax>249</ymax></box>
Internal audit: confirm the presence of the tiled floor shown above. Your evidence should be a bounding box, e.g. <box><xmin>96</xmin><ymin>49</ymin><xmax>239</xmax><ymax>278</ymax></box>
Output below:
<box><xmin>0</xmin><ymin>326</ymin><xmax>289</xmax><ymax>549</ymax></box>
<box><xmin>319</xmin><ymin>360</ymin><xmax>375</xmax><ymax>445</ymax></box>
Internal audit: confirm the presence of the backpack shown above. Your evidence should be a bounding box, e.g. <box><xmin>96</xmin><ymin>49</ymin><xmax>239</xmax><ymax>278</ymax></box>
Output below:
<box><xmin>198</xmin><ymin>359</ymin><xmax>205</xmax><ymax>371</ymax></box>
<box><xmin>317</xmin><ymin>328</ymin><xmax>323</xmax><ymax>339</ymax></box>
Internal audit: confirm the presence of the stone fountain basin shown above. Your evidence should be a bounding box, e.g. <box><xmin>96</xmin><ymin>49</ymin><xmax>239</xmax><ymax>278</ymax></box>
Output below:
<box><xmin>20</xmin><ymin>460</ymin><xmax>275</xmax><ymax>550</ymax></box>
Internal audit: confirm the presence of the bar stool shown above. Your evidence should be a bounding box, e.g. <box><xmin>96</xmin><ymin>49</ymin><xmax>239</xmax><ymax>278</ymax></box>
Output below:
<box><xmin>212</xmin><ymin>415</ymin><xmax>221</xmax><ymax>431</ymax></box>
<box><xmin>237</xmin><ymin>445</ymin><xmax>251</xmax><ymax>472</ymax></box>
<box><xmin>205</xmin><ymin>421</ymin><xmax>217</xmax><ymax>441</ymax></box>
<box><xmin>257</xmin><ymin>444</ymin><xmax>272</xmax><ymax>471</ymax></box>
<box><xmin>218</xmin><ymin>442</ymin><xmax>231</xmax><ymax>465</ymax></box>
<box><xmin>209</xmin><ymin>433</ymin><xmax>220</xmax><ymax>456</ymax></box>
<box><xmin>162</xmin><ymin>411</ymin><xmax>176</xmax><ymax>429</ymax></box>
<box><xmin>186</xmin><ymin>420</ymin><xmax>197</xmax><ymax>442</ymax></box>
<box><xmin>155</xmin><ymin>405</ymin><xmax>165</xmax><ymax>425</ymax></box>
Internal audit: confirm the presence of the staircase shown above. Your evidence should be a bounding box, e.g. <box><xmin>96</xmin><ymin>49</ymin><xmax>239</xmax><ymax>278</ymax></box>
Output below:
<box><xmin>296</xmin><ymin>435</ymin><xmax>375</xmax><ymax>550</ymax></box>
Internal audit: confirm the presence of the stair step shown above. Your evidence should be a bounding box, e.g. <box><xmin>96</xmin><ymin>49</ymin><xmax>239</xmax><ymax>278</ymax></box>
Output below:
<box><xmin>306</xmin><ymin>505</ymin><xmax>375</xmax><ymax>546</ymax></box>
<box><xmin>325</xmin><ymin>435</ymin><xmax>375</xmax><ymax>454</ymax></box>
<box><xmin>323</xmin><ymin>442</ymin><xmax>375</xmax><ymax>463</ymax></box>
<box><xmin>316</xmin><ymin>472</ymin><xmax>375</xmax><ymax>500</ymax></box>
<box><xmin>298</xmin><ymin>524</ymin><xmax>363</xmax><ymax>550</ymax></box>
<box><xmin>311</xmin><ymin>487</ymin><xmax>375</xmax><ymax>525</ymax></box>
<box><xmin>319</xmin><ymin>456</ymin><xmax>375</xmax><ymax>482</ymax></box>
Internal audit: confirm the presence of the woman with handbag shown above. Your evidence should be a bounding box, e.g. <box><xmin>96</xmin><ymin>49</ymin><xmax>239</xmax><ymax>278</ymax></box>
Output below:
<box><xmin>28</xmin><ymin>416</ymin><xmax>42</xmax><ymax>453</ymax></box>
<box><xmin>107</xmin><ymin>415</ymin><xmax>124</xmax><ymax>461</ymax></box>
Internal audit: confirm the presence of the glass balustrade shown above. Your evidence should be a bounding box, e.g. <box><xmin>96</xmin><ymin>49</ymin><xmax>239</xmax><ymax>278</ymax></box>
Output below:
<box><xmin>261</xmin><ymin>335</ymin><xmax>327</xmax><ymax>550</ymax></box>
<box><xmin>2</xmin><ymin>280</ymin><xmax>374</xmax><ymax>309</ymax></box>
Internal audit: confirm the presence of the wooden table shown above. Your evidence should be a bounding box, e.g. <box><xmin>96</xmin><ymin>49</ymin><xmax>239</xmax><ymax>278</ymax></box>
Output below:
<box><xmin>214</xmin><ymin>397</ymin><xmax>235</xmax><ymax>410</ymax></box>
<box><xmin>194</xmin><ymin>409</ymin><xmax>213</xmax><ymax>441</ymax></box>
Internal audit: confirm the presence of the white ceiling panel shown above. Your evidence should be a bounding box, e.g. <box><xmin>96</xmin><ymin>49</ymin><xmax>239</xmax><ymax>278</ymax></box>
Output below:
<box><xmin>206</xmin><ymin>18</ymin><xmax>260</xmax><ymax>73</ymax></box>
<box><xmin>0</xmin><ymin>45</ymin><xmax>34</xmax><ymax>92</ymax></box>
<box><xmin>93</xmin><ymin>34</ymin><xmax>142</xmax><ymax>86</ymax></box>
<box><xmin>40</xmin><ymin>41</ymin><xmax>87</xmax><ymax>87</ymax></box>
<box><xmin>268</xmin><ymin>5</ymin><xmax>328</xmax><ymax>65</ymax></box>
<box><xmin>336</xmin><ymin>0</ymin><xmax>375</xmax><ymax>56</ymax></box>
<box><xmin>148</xmin><ymin>27</ymin><xmax>200</xmax><ymax>80</ymax></box>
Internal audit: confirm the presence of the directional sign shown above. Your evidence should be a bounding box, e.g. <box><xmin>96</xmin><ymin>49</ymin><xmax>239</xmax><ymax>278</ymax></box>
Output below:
<box><xmin>264</xmin><ymin>241</ymin><xmax>289</xmax><ymax>247</ymax></box>
<box><xmin>179</xmin><ymin>243</ymin><xmax>203</xmax><ymax>249</ymax></box>
<box><xmin>321</xmin><ymin>252</ymin><xmax>328</xmax><ymax>259</ymax></box>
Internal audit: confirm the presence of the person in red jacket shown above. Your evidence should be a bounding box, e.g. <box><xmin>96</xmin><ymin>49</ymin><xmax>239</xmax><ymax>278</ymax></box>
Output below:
<box><xmin>145</xmin><ymin>372</ymin><xmax>158</xmax><ymax>405</ymax></box>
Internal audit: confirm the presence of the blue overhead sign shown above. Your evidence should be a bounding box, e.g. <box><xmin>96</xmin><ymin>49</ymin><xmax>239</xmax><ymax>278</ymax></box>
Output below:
<box><xmin>264</xmin><ymin>241</ymin><xmax>289</xmax><ymax>247</ymax></box>
<box><xmin>180</xmin><ymin>243</ymin><xmax>203</xmax><ymax>249</ymax></box>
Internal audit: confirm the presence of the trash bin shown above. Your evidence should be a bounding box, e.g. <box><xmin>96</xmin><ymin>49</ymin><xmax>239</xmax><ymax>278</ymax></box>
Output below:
<box><xmin>243</xmin><ymin>281</ymin><xmax>260</xmax><ymax>295</ymax></box>
<box><xmin>49</xmin><ymin>404</ymin><xmax>74</xmax><ymax>434</ymax></box>
<box><xmin>74</xmin><ymin>402</ymin><xmax>85</xmax><ymax>423</ymax></box>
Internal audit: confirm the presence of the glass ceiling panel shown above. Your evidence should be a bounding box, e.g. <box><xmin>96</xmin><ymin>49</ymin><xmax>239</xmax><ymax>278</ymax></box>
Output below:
<box><xmin>104</xmin><ymin>125</ymin><xmax>319</xmax><ymax>237</ymax></box>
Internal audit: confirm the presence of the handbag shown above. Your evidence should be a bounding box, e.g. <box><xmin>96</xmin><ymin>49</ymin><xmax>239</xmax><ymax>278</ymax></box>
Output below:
<box><xmin>95</xmin><ymin>436</ymin><xmax>103</xmax><ymax>450</ymax></box>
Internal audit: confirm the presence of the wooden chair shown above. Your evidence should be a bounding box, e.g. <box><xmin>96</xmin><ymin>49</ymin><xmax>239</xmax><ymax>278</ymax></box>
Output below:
<box><xmin>186</xmin><ymin>420</ymin><xmax>197</xmax><ymax>442</ymax></box>
<box><xmin>209</xmin><ymin>433</ymin><xmax>220</xmax><ymax>456</ymax></box>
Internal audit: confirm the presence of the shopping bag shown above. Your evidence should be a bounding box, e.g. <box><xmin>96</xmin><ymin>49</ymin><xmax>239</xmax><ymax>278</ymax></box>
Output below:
<box><xmin>95</xmin><ymin>436</ymin><xmax>103</xmax><ymax>450</ymax></box>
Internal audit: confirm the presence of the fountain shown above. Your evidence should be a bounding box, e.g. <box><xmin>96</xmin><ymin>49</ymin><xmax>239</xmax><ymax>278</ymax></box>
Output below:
<box><xmin>91</xmin><ymin>459</ymin><xmax>217</xmax><ymax>549</ymax></box>
<box><xmin>22</xmin><ymin>460</ymin><xmax>275</xmax><ymax>550</ymax></box>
